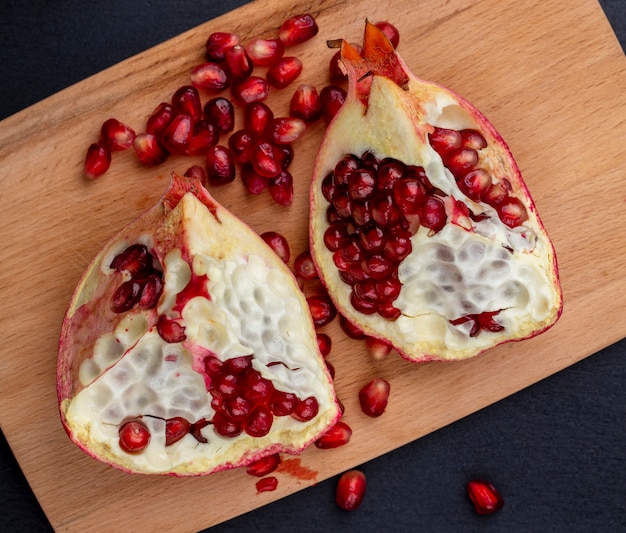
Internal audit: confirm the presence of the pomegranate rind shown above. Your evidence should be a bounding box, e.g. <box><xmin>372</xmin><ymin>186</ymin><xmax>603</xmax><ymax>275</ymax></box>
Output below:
<box><xmin>310</xmin><ymin>22</ymin><xmax>562</xmax><ymax>362</ymax></box>
<box><xmin>58</xmin><ymin>174</ymin><xmax>339</xmax><ymax>475</ymax></box>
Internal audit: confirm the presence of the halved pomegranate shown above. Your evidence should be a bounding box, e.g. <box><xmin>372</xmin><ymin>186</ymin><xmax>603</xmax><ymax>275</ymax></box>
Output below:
<box><xmin>310</xmin><ymin>22</ymin><xmax>563</xmax><ymax>362</ymax></box>
<box><xmin>58</xmin><ymin>174</ymin><xmax>339</xmax><ymax>475</ymax></box>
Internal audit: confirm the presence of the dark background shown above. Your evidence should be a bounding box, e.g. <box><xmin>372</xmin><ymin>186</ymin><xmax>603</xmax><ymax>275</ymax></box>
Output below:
<box><xmin>1</xmin><ymin>1</ymin><xmax>624</xmax><ymax>531</ymax></box>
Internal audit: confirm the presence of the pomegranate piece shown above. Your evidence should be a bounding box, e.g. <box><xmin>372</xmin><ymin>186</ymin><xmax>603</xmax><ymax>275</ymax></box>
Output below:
<box><xmin>246</xmin><ymin>453</ymin><xmax>281</xmax><ymax>477</ymax></box>
<box><xmin>336</xmin><ymin>470</ymin><xmax>366</xmax><ymax>511</ymax></box>
<box><xmin>100</xmin><ymin>118</ymin><xmax>136</xmax><ymax>151</ymax></box>
<box><xmin>279</xmin><ymin>14</ymin><xmax>319</xmax><ymax>46</ymax></box>
<box><xmin>256</xmin><ymin>476</ymin><xmax>278</xmax><ymax>493</ymax></box>
<box><xmin>358</xmin><ymin>378</ymin><xmax>390</xmax><ymax>417</ymax></box>
<box><xmin>119</xmin><ymin>419</ymin><xmax>151</xmax><ymax>453</ymax></box>
<box><xmin>206</xmin><ymin>145</ymin><xmax>236</xmax><ymax>185</ymax></box>
<box><xmin>190</xmin><ymin>62</ymin><xmax>230</xmax><ymax>91</ymax></box>
<box><xmin>261</xmin><ymin>231</ymin><xmax>290</xmax><ymax>263</ymax></box>
<box><xmin>290</xmin><ymin>84</ymin><xmax>322</xmax><ymax>122</ymax></box>
<box><xmin>266</xmin><ymin>56</ymin><xmax>303</xmax><ymax>89</ymax></box>
<box><xmin>245</xmin><ymin>38</ymin><xmax>285</xmax><ymax>67</ymax></box>
<box><xmin>314</xmin><ymin>420</ymin><xmax>352</xmax><ymax>449</ymax></box>
<box><xmin>205</xmin><ymin>32</ymin><xmax>240</xmax><ymax>61</ymax></box>
<box><xmin>231</xmin><ymin>75</ymin><xmax>270</xmax><ymax>104</ymax></box>
<box><xmin>133</xmin><ymin>133</ymin><xmax>169</xmax><ymax>166</ymax></box>
<box><xmin>84</xmin><ymin>143</ymin><xmax>111</xmax><ymax>179</ymax></box>
<box><xmin>467</xmin><ymin>479</ymin><xmax>504</xmax><ymax>514</ymax></box>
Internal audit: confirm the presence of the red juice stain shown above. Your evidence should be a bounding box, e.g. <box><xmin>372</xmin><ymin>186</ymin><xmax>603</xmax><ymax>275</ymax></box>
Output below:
<box><xmin>276</xmin><ymin>457</ymin><xmax>318</xmax><ymax>482</ymax></box>
<box><xmin>174</xmin><ymin>272</ymin><xmax>210</xmax><ymax>312</ymax></box>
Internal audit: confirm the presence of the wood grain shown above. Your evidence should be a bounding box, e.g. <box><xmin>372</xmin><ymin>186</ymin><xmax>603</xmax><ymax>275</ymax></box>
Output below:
<box><xmin>0</xmin><ymin>0</ymin><xmax>624</xmax><ymax>531</ymax></box>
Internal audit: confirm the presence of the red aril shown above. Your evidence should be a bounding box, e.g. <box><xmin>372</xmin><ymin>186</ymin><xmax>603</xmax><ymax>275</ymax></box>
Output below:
<box><xmin>358</xmin><ymin>378</ymin><xmax>390</xmax><ymax>417</ymax></box>
<box><xmin>204</xmin><ymin>97</ymin><xmax>235</xmax><ymax>134</ymax></box>
<box><xmin>261</xmin><ymin>231</ymin><xmax>290</xmax><ymax>263</ymax></box>
<box><xmin>244</xmin><ymin>101</ymin><xmax>274</xmax><ymax>136</ymax></box>
<box><xmin>100</xmin><ymin>118</ymin><xmax>136</xmax><ymax>151</ymax></box>
<box><xmin>293</xmin><ymin>250</ymin><xmax>318</xmax><ymax>282</ymax></box>
<box><xmin>374</xmin><ymin>21</ymin><xmax>400</xmax><ymax>48</ymax></box>
<box><xmin>84</xmin><ymin>143</ymin><xmax>111</xmax><ymax>179</ymax></box>
<box><xmin>171</xmin><ymin>85</ymin><xmax>202</xmax><ymax>122</ymax></box>
<box><xmin>256</xmin><ymin>476</ymin><xmax>278</xmax><ymax>492</ymax></box>
<box><xmin>206</xmin><ymin>145</ymin><xmax>236</xmax><ymax>185</ymax></box>
<box><xmin>206</xmin><ymin>32</ymin><xmax>240</xmax><ymax>62</ymax></box>
<box><xmin>160</xmin><ymin>114</ymin><xmax>193</xmax><ymax>154</ymax></box>
<box><xmin>314</xmin><ymin>420</ymin><xmax>352</xmax><ymax>449</ymax></box>
<box><xmin>268</xmin><ymin>170</ymin><xmax>294</xmax><ymax>206</ymax></box>
<box><xmin>336</xmin><ymin>470</ymin><xmax>366</xmax><ymax>511</ymax></box>
<box><xmin>228</xmin><ymin>129</ymin><xmax>256</xmax><ymax>164</ymax></box>
<box><xmin>266</xmin><ymin>57</ymin><xmax>303</xmax><ymax>89</ymax></box>
<box><xmin>231</xmin><ymin>76</ymin><xmax>270</xmax><ymax>104</ymax></box>
<box><xmin>316</xmin><ymin>333</ymin><xmax>332</xmax><ymax>357</ymax></box>
<box><xmin>190</xmin><ymin>62</ymin><xmax>230</xmax><ymax>91</ymax></box>
<box><xmin>184</xmin><ymin>165</ymin><xmax>208</xmax><ymax>186</ymax></box>
<box><xmin>467</xmin><ymin>479</ymin><xmax>504</xmax><ymax>514</ymax></box>
<box><xmin>245</xmin><ymin>38</ymin><xmax>285</xmax><ymax>67</ymax></box>
<box><xmin>133</xmin><ymin>133</ymin><xmax>169</xmax><ymax>166</ymax></box>
<box><xmin>165</xmin><ymin>417</ymin><xmax>190</xmax><ymax>446</ymax></box>
<box><xmin>146</xmin><ymin>102</ymin><xmax>174</xmax><ymax>136</ymax></box>
<box><xmin>320</xmin><ymin>85</ymin><xmax>347</xmax><ymax>123</ymax></box>
<box><xmin>250</xmin><ymin>140</ymin><xmax>282</xmax><ymax>178</ymax></box>
<box><xmin>306</xmin><ymin>294</ymin><xmax>337</xmax><ymax>328</ymax></box>
<box><xmin>279</xmin><ymin>14</ymin><xmax>319</xmax><ymax>46</ymax></box>
<box><xmin>246</xmin><ymin>453</ymin><xmax>281</xmax><ymax>477</ymax></box>
<box><xmin>186</xmin><ymin>119</ymin><xmax>219</xmax><ymax>156</ymax></box>
<box><xmin>119</xmin><ymin>419</ymin><xmax>151</xmax><ymax>453</ymax></box>
<box><xmin>241</xmin><ymin>163</ymin><xmax>269</xmax><ymax>195</ymax></box>
<box><xmin>224</xmin><ymin>45</ymin><xmax>253</xmax><ymax>81</ymax></box>
<box><xmin>290</xmin><ymin>84</ymin><xmax>322</xmax><ymax>123</ymax></box>
<box><xmin>270</xmin><ymin>117</ymin><xmax>306</xmax><ymax>144</ymax></box>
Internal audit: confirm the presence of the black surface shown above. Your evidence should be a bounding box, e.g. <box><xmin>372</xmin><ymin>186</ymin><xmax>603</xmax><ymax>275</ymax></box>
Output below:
<box><xmin>1</xmin><ymin>1</ymin><xmax>624</xmax><ymax>532</ymax></box>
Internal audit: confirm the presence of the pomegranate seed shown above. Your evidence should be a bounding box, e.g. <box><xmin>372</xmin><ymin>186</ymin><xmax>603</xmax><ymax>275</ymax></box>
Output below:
<box><xmin>244</xmin><ymin>405</ymin><xmax>274</xmax><ymax>437</ymax></box>
<box><xmin>279</xmin><ymin>14</ymin><xmax>319</xmax><ymax>46</ymax></box>
<box><xmin>497</xmin><ymin>196</ymin><xmax>528</xmax><ymax>228</ymax></box>
<box><xmin>228</xmin><ymin>129</ymin><xmax>256</xmax><ymax>164</ymax></box>
<box><xmin>484</xmin><ymin>180</ymin><xmax>510</xmax><ymax>206</ymax></box>
<box><xmin>171</xmin><ymin>85</ymin><xmax>202</xmax><ymax>121</ymax></box>
<box><xmin>320</xmin><ymin>85</ymin><xmax>347</xmax><ymax>123</ymax></box>
<box><xmin>317</xmin><ymin>333</ymin><xmax>332</xmax><ymax>357</ymax></box>
<box><xmin>306</xmin><ymin>294</ymin><xmax>337</xmax><ymax>327</ymax></box>
<box><xmin>293</xmin><ymin>249</ymin><xmax>318</xmax><ymax>281</ymax></box>
<box><xmin>231</xmin><ymin>76</ymin><xmax>270</xmax><ymax>104</ymax></box>
<box><xmin>374</xmin><ymin>21</ymin><xmax>400</xmax><ymax>48</ymax></box>
<box><xmin>245</xmin><ymin>38</ymin><xmax>285</xmax><ymax>67</ymax></box>
<box><xmin>420</xmin><ymin>196</ymin><xmax>447</xmax><ymax>233</ymax></box>
<box><xmin>186</xmin><ymin>119</ymin><xmax>219</xmax><ymax>156</ymax></box>
<box><xmin>336</xmin><ymin>470</ymin><xmax>366</xmax><ymax>511</ymax></box>
<box><xmin>445</xmin><ymin>147</ymin><xmax>478</xmax><ymax>178</ymax></box>
<box><xmin>269</xmin><ymin>389</ymin><xmax>298</xmax><ymax>416</ymax></box>
<box><xmin>458</xmin><ymin>168</ymin><xmax>491</xmax><ymax>201</ymax></box>
<box><xmin>84</xmin><ymin>143</ymin><xmax>111</xmax><ymax>179</ymax></box>
<box><xmin>165</xmin><ymin>417</ymin><xmax>190</xmax><ymax>446</ymax></box>
<box><xmin>246</xmin><ymin>453</ymin><xmax>281</xmax><ymax>477</ymax></box>
<box><xmin>339</xmin><ymin>314</ymin><xmax>366</xmax><ymax>339</ymax></box>
<box><xmin>348</xmin><ymin>169</ymin><xmax>376</xmax><ymax>200</ymax></box>
<box><xmin>110</xmin><ymin>280</ymin><xmax>142</xmax><ymax>313</ymax></box>
<box><xmin>191</xmin><ymin>62</ymin><xmax>230</xmax><ymax>91</ymax></box>
<box><xmin>250</xmin><ymin>140</ymin><xmax>282</xmax><ymax>178</ymax></box>
<box><xmin>290</xmin><ymin>84</ymin><xmax>322</xmax><ymax>122</ymax></box>
<box><xmin>99</xmin><ymin>118</ymin><xmax>136</xmax><ymax>151</ymax></box>
<box><xmin>271</xmin><ymin>117</ymin><xmax>306</xmax><ymax>144</ymax></box>
<box><xmin>156</xmin><ymin>315</ymin><xmax>186</xmax><ymax>343</ymax></box>
<box><xmin>393</xmin><ymin>176</ymin><xmax>426</xmax><ymax>214</ymax></box>
<box><xmin>460</xmin><ymin>129</ymin><xmax>488</xmax><ymax>150</ymax></box>
<box><xmin>119</xmin><ymin>419</ymin><xmax>151</xmax><ymax>453</ymax></box>
<box><xmin>256</xmin><ymin>476</ymin><xmax>278</xmax><ymax>493</ymax></box>
<box><xmin>291</xmin><ymin>396</ymin><xmax>319</xmax><ymax>421</ymax></box>
<box><xmin>206</xmin><ymin>145</ymin><xmax>235</xmax><ymax>185</ymax></box>
<box><xmin>328</xmin><ymin>50</ymin><xmax>346</xmax><ymax>82</ymax></box>
<box><xmin>138</xmin><ymin>274</ymin><xmax>164</xmax><ymax>309</ymax></box>
<box><xmin>225</xmin><ymin>395</ymin><xmax>253</xmax><ymax>420</ymax></box>
<box><xmin>244</xmin><ymin>101</ymin><xmax>274</xmax><ymax>136</ymax></box>
<box><xmin>224</xmin><ymin>355</ymin><xmax>253</xmax><ymax>374</ymax></box>
<box><xmin>275</xmin><ymin>143</ymin><xmax>294</xmax><ymax>169</ymax></box>
<box><xmin>224</xmin><ymin>44</ymin><xmax>253</xmax><ymax>81</ymax></box>
<box><xmin>261</xmin><ymin>231</ymin><xmax>290</xmax><ymax>263</ymax></box>
<box><xmin>241</xmin><ymin>163</ymin><xmax>269</xmax><ymax>194</ymax></box>
<box><xmin>429</xmin><ymin>126</ymin><xmax>462</xmax><ymax>154</ymax></box>
<box><xmin>146</xmin><ymin>102</ymin><xmax>173</xmax><ymax>136</ymax></box>
<box><xmin>110</xmin><ymin>244</ymin><xmax>151</xmax><ymax>274</ymax></box>
<box><xmin>212</xmin><ymin>411</ymin><xmax>242</xmax><ymax>438</ymax></box>
<box><xmin>160</xmin><ymin>114</ymin><xmax>192</xmax><ymax>154</ymax></box>
<box><xmin>315</xmin><ymin>420</ymin><xmax>352</xmax><ymax>449</ymax></box>
<box><xmin>377</xmin><ymin>300</ymin><xmax>402</xmax><ymax>320</ymax></box>
<box><xmin>206</xmin><ymin>32</ymin><xmax>240</xmax><ymax>62</ymax></box>
<box><xmin>204</xmin><ymin>97</ymin><xmax>235</xmax><ymax>134</ymax></box>
<box><xmin>184</xmin><ymin>164</ymin><xmax>208</xmax><ymax>186</ymax></box>
<box><xmin>350</xmin><ymin>292</ymin><xmax>377</xmax><ymax>314</ymax></box>
<box><xmin>467</xmin><ymin>479</ymin><xmax>504</xmax><ymax>514</ymax></box>
<box><xmin>268</xmin><ymin>170</ymin><xmax>294</xmax><ymax>206</ymax></box>
<box><xmin>358</xmin><ymin>377</ymin><xmax>390</xmax><ymax>417</ymax></box>
<box><xmin>134</xmin><ymin>133</ymin><xmax>169</xmax><ymax>166</ymax></box>
<box><xmin>266</xmin><ymin>56</ymin><xmax>303</xmax><ymax>89</ymax></box>
<box><xmin>366</xmin><ymin>337</ymin><xmax>393</xmax><ymax>360</ymax></box>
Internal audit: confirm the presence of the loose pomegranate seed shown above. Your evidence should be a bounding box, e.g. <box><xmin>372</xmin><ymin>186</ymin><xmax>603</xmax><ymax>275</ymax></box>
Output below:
<box><xmin>206</xmin><ymin>145</ymin><xmax>236</xmax><ymax>185</ymax></box>
<box><xmin>110</xmin><ymin>280</ymin><xmax>142</xmax><ymax>313</ymax></box>
<box><xmin>268</xmin><ymin>170</ymin><xmax>294</xmax><ymax>206</ymax></box>
<box><xmin>228</xmin><ymin>129</ymin><xmax>256</xmax><ymax>164</ymax></box>
<box><xmin>160</xmin><ymin>114</ymin><xmax>192</xmax><ymax>154</ymax></box>
<box><xmin>185</xmin><ymin>119</ymin><xmax>219</xmax><ymax>156</ymax></box>
<box><xmin>256</xmin><ymin>476</ymin><xmax>278</xmax><ymax>493</ymax></box>
<box><xmin>191</xmin><ymin>62</ymin><xmax>230</xmax><ymax>91</ymax></box>
<box><xmin>133</xmin><ymin>132</ymin><xmax>169</xmax><ymax>166</ymax></box>
<box><xmin>171</xmin><ymin>85</ymin><xmax>202</xmax><ymax>122</ymax></box>
<box><xmin>293</xmin><ymin>249</ymin><xmax>318</xmax><ymax>281</ymax></box>
<box><xmin>204</xmin><ymin>97</ymin><xmax>235</xmax><ymax>134</ymax></box>
<box><xmin>84</xmin><ymin>143</ymin><xmax>111</xmax><ymax>179</ymax></box>
<box><xmin>146</xmin><ymin>102</ymin><xmax>174</xmax><ymax>136</ymax></box>
<box><xmin>279</xmin><ymin>14</ymin><xmax>319</xmax><ymax>46</ymax></box>
<box><xmin>366</xmin><ymin>337</ymin><xmax>393</xmax><ymax>360</ymax></box>
<box><xmin>316</xmin><ymin>333</ymin><xmax>332</xmax><ymax>357</ymax></box>
<box><xmin>336</xmin><ymin>470</ymin><xmax>366</xmax><ymax>511</ymax></box>
<box><xmin>184</xmin><ymin>164</ymin><xmax>208</xmax><ymax>186</ymax></box>
<box><xmin>320</xmin><ymin>85</ymin><xmax>347</xmax><ymax>123</ymax></box>
<box><xmin>315</xmin><ymin>421</ymin><xmax>352</xmax><ymax>449</ymax></box>
<box><xmin>291</xmin><ymin>396</ymin><xmax>319</xmax><ymax>421</ymax></box>
<box><xmin>244</xmin><ymin>101</ymin><xmax>274</xmax><ymax>136</ymax></box>
<box><xmin>266</xmin><ymin>56</ymin><xmax>303</xmax><ymax>89</ymax></box>
<box><xmin>224</xmin><ymin>44</ymin><xmax>253</xmax><ymax>81</ymax></box>
<box><xmin>119</xmin><ymin>419</ymin><xmax>150</xmax><ymax>453</ymax></box>
<box><xmin>245</xmin><ymin>38</ymin><xmax>285</xmax><ymax>67</ymax></box>
<box><xmin>206</xmin><ymin>32</ymin><xmax>241</xmax><ymax>62</ymax></box>
<box><xmin>290</xmin><ymin>84</ymin><xmax>322</xmax><ymax>122</ymax></box>
<box><xmin>339</xmin><ymin>315</ymin><xmax>366</xmax><ymax>339</ymax></box>
<box><xmin>306</xmin><ymin>294</ymin><xmax>337</xmax><ymax>328</ymax></box>
<box><xmin>270</xmin><ymin>117</ymin><xmax>306</xmax><ymax>144</ymax></box>
<box><xmin>232</xmin><ymin>76</ymin><xmax>270</xmax><ymax>104</ymax></box>
<box><xmin>246</xmin><ymin>453</ymin><xmax>281</xmax><ymax>477</ymax></box>
<box><xmin>374</xmin><ymin>21</ymin><xmax>400</xmax><ymax>48</ymax></box>
<box><xmin>275</xmin><ymin>143</ymin><xmax>294</xmax><ymax>169</ymax></box>
<box><xmin>99</xmin><ymin>118</ymin><xmax>136</xmax><ymax>151</ymax></box>
<box><xmin>165</xmin><ymin>417</ymin><xmax>190</xmax><ymax>446</ymax></box>
<box><xmin>358</xmin><ymin>377</ymin><xmax>390</xmax><ymax>417</ymax></box>
<box><xmin>241</xmin><ymin>163</ymin><xmax>269</xmax><ymax>195</ymax></box>
<box><xmin>261</xmin><ymin>231</ymin><xmax>290</xmax><ymax>263</ymax></box>
<box><xmin>328</xmin><ymin>50</ymin><xmax>346</xmax><ymax>82</ymax></box>
<box><xmin>467</xmin><ymin>479</ymin><xmax>504</xmax><ymax>514</ymax></box>
<box><xmin>250</xmin><ymin>140</ymin><xmax>282</xmax><ymax>178</ymax></box>
<box><xmin>497</xmin><ymin>196</ymin><xmax>528</xmax><ymax>228</ymax></box>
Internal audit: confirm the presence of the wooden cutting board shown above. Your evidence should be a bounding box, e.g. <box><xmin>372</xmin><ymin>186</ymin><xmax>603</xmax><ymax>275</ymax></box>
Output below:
<box><xmin>1</xmin><ymin>0</ymin><xmax>624</xmax><ymax>530</ymax></box>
